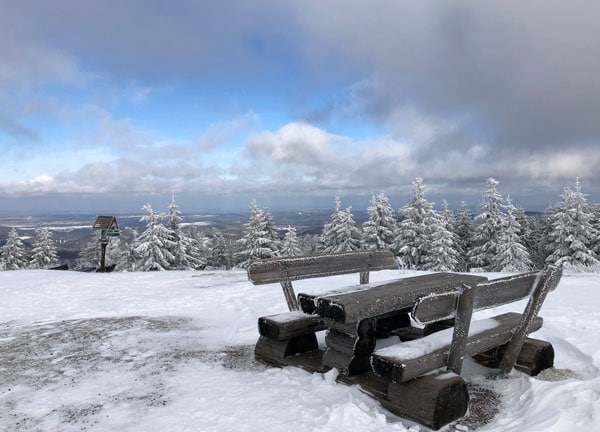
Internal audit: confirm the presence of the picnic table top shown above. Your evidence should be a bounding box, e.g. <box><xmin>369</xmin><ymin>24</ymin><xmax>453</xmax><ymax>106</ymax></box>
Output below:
<box><xmin>307</xmin><ymin>272</ymin><xmax>489</xmax><ymax>323</ymax></box>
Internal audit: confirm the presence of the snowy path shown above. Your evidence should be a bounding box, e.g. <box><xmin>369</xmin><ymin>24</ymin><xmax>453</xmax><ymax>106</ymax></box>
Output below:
<box><xmin>1</xmin><ymin>269</ymin><xmax>599</xmax><ymax>431</ymax></box>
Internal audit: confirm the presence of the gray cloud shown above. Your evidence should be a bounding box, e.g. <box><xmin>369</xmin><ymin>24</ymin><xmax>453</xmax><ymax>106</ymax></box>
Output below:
<box><xmin>0</xmin><ymin>114</ymin><xmax>39</xmax><ymax>142</ymax></box>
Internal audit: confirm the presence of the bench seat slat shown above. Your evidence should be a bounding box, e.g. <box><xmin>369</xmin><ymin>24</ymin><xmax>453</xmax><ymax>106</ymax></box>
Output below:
<box><xmin>371</xmin><ymin>312</ymin><xmax>543</xmax><ymax>383</ymax></box>
<box><xmin>258</xmin><ymin>312</ymin><xmax>327</xmax><ymax>340</ymax></box>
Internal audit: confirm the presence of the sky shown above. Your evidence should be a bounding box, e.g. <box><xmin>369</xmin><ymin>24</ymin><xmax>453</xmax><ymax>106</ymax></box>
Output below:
<box><xmin>1</xmin><ymin>1</ymin><xmax>599</xmax><ymax>215</ymax></box>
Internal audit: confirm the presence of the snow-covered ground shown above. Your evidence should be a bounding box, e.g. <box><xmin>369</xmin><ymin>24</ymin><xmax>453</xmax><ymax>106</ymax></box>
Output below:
<box><xmin>1</xmin><ymin>268</ymin><xmax>599</xmax><ymax>431</ymax></box>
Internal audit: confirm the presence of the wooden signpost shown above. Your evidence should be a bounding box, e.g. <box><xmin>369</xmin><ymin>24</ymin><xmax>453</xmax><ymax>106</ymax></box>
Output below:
<box><xmin>92</xmin><ymin>215</ymin><xmax>120</xmax><ymax>272</ymax></box>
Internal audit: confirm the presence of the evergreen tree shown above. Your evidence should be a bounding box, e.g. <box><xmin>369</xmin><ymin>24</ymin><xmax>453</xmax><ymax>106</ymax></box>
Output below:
<box><xmin>281</xmin><ymin>226</ymin><xmax>303</xmax><ymax>256</ymax></box>
<box><xmin>321</xmin><ymin>196</ymin><xmax>362</xmax><ymax>253</ymax></box>
<box><xmin>362</xmin><ymin>192</ymin><xmax>397</xmax><ymax>250</ymax></box>
<box><xmin>453</xmin><ymin>201</ymin><xmax>473</xmax><ymax>272</ymax></box>
<box><xmin>165</xmin><ymin>194</ymin><xmax>203</xmax><ymax>269</ymax></box>
<box><xmin>545</xmin><ymin>178</ymin><xmax>599</xmax><ymax>268</ymax></box>
<box><xmin>1</xmin><ymin>227</ymin><xmax>28</xmax><ymax>270</ymax></box>
<box><xmin>394</xmin><ymin>177</ymin><xmax>437</xmax><ymax>269</ymax></box>
<box><xmin>468</xmin><ymin>178</ymin><xmax>506</xmax><ymax>271</ymax></box>
<box><xmin>209</xmin><ymin>229</ymin><xmax>231</xmax><ymax>269</ymax></box>
<box><xmin>133</xmin><ymin>204</ymin><xmax>176</xmax><ymax>271</ymax></box>
<box><xmin>115</xmin><ymin>229</ymin><xmax>139</xmax><ymax>272</ymax></box>
<box><xmin>237</xmin><ymin>199</ymin><xmax>279</xmax><ymax>267</ymax></box>
<box><xmin>495</xmin><ymin>195</ymin><xmax>533</xmax><ymax>272</ymax></box>
<box><xmin>75</xmin><ymin>235</ymin><xmax>101</xmax><ymax>270</ymax></box>
<box><xmin>29</xmin><ymin>226</ymin><xmax>58</xmax><ymax>269</ymax></box>
<box><xmin>321</xmin><ymin>195</ymin><xmax>345</xmax><ymax>253</ymax></box>
<box><xmin>422</xmin><ymin>202</ymin><xmax>460</xmax><ymax>271</ymax></box>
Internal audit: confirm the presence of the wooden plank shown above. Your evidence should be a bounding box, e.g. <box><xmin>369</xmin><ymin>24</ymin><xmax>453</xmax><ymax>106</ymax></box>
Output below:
<box><xmin>325</xmin><ymin>329</ymin><xmax>376</xmax><ymax>356</ymax></box>
<box><xmin>371</xmin><ymin>312</ymin><xmax>543</xmax><ymax>383</ymax></box>
<box><xmin>327</xmin><ymin>318</ymin><xmax>377</xmax><ymax>339</ymax></box>
<box><xmin>385</xmin><ymin>373</ymin><xmax>469</xmax><ymax>431</ymax></box>
<box><xmin>499</xmin><ymin>264</ymin><xmax>562</xmax><ymax>373</ymax></box>
<box><xmin>280</xmin><ymin>280</ymin><xmax>299</xmax><ymax>311</ymax></box>
<box><xmin>254</xmin><ymin>333</ymin><xmax>319</xmax><ymax>363</ymax></box>
<box><xmin>447</xmin><ymin>284</ymin><xmax>474</xmax><ymax>374</ymax></box>
<box><xmin>247</xmin><ymin>250</ymin><xmax>396</xmax><ymax>285</ymax></box>
<box><xmin>412</xmin><ymin>272</ymin><xmax>539</xmax><ymax>324</ymax></box>
<box><xmin>258</xmin><ymin>312</ymin><xmax>327</xmax><ymax>340</ymax></box>
<box><xmin>322</xmin><ymin>348</ymin><xmax>372</xmax><ymax>376</ymax></box>
<box><xmin>316</xmin><ymin>273</ymin><xmax>488</xmax><ymax>323</ymax></box>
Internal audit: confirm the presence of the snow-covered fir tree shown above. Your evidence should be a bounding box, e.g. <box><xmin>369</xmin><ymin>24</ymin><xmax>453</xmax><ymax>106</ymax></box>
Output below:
<box><xmin>29</xmin><ymin>226</ymin><xmax>58</xmax><ymax>269</ymax></box>
<box><xmin>208</xmin><ymin>229</ymin><xmax>232</xmax><ymax>269</ymax></box>
<box><xmin>545</xmin><ymin>178</ymin><xmax>599</xmax><ymax>268</ymax></box>
<box><xmin>422</xmin><ymin>201</ymin><xmax>460</xmax><ymax>271</ymax></box>
<box><xmin>75</xmin><ymin>235</ymin><xmax>101</xmax><ymax>270</ymax></box>
<box><xmin>393</xmin><ymin>177</ymin><xmax>437</xmax><ymax>269</ymax></box>
<box><xmin>115</xmin><ymin>229</ymin><xmax>139</xmax><ymax>272</ymax></box>
<box><xmin>453</xmin><ymin>201</ymin><xmax>473</xmax><ymax>272</ymax></box>
<box><xmin>281</xmin><ymin>226</ymin><xmax>303</xmax><ymax>256</ymax></box>
<box><xmin>237</xmin><ymin>200</ymin><xmax>279</xmax><ymax>268</ymax></box>
<box><xmin>495</xmin><ymin>195</ymin><xmax>532</xmax><ymax>272</ymax></box>
<box><xmin>468</xmin><ymin>178</ymin><xmax>507</xmax><ymax>271</ymax></box>
<box><xmin>321</xmin><ymin>196</ymin><xmax>362</xmax><ymax>253</ymax></box>
<box><xmin>362</xmin><ymin>191</ymin><xmax>397</xmax><ymax>250</ymax></box>
<box><xmin>166</xmin><ymin>195</ymin><xmax>204</xmax><ymax>269</ymax></box>
<box><xmin>321</xmin><ymin>195</ymin><xmax>345</xmax><ymax>253</ymax></box>
<box><xmin>133</xmin><ymin>204</ymin><xmax>176</xmax><ymax>271</ymax></box>
<box><xmin>1</xmin><ymin>227</ymin><xmax>28</xmax><ymax>270</ymax></box>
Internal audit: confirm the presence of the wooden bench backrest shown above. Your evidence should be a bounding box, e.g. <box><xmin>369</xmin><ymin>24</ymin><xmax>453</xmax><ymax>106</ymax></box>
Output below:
<box><xmin>412</xmin><ymin>271</ymin><xmax>540</xmax><ymax>324</ymax></box>
<box><xmin>247</xmin><ymin>250</ymin><xmax>397</xmax><ymax>285</ymax></box>
<box><xmin>247</xmin><ymin>250</ymin><xmax>397</xmax><ymax>311</ymax></box>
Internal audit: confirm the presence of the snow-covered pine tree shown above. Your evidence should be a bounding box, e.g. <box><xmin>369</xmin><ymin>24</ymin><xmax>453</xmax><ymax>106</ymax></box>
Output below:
<box><xmin>468</xmin><ymin>178</ymin><xmax>506</xmax><ymax>271</ymax></box>
<box><xmin>29</xmin><ymin>226</ymin><xmax>58</xmax><ymax>269</ymax></box>
<box><xmin>362</xmin><ymin>191</ymin><xmax>397</xmax><ymax>250</ymax></box>
<box><xmin>166</xmin><ymin>195</ymin><xmax>204</xmax><ymax>269</ymax></box>
<box><xmin>495</xmin><ymin>195</ymin><xmax>533</xmax><ymax>272</ymax></box>
<box><xmin>321</xmin><ymin>195</ymin><xmax>345</xmax><ymax>253</ymax></box>
<box><xmin>545</xmin><ymin>178</ymin><xmax>599</xmax><ymax>268</ymax></box>
<box><xmin>133</xmin><ymin>204</ymin><xmax>176</xmax><ymax>271</ymax></box>
<box><xmin>75</xmin><ymin>235</ymin><xmax>101</xmax><ymax>270</ymax></box>
<box><xmin>115</xmin><ymin>229</ymin><xmax>139</xmax><ymax>272</ymax></box>
<box><xmin>422</xmin><ymin>201</ymin><xmax>460</xmax><ymax>271</ymax></box>
<box><xmin>393</xmin><ymin>177</ymin><xmax>437</xmax><ymax>269</ymax></box>
<box><xmin>1</xmin><ymin>227</ymin><xmax>28</xmax><ymax>270</ymax></box>
<box><xmin>208</xmin><ymin>228</ymin><xmax>231</xmax><ymax>269</ymax></box>
<box><xmin>453</xmin><ymin>201</ymin><xmax>473</xmax><ymax>272</ymax></box>
<box><xmin>281</xmin><ymin>226</ymin><xmax>303</xmax><ymax>256</ymax></box>
<box><xmin>237</xmin><ymin>199</ymin><xmax>279</xmax><ymax>268</ymax></box>
<box><xmin>335</xmin><ymin>206</ymin><xmax>363</xmax><ymax>252</ymax></box>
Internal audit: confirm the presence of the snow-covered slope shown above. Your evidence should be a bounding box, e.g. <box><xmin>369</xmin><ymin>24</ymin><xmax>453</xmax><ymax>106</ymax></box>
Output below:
<box><xmin>1</xmin><ymin>269</ymin><xmax>599</xmax><ymax>431</ymax></box>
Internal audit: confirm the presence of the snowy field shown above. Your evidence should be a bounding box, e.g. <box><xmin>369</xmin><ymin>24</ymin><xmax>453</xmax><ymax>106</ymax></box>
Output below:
<box><xmin>1</xmin><ymin>268</ymin><xmax>599</xmax><ymax>431</ymax></box>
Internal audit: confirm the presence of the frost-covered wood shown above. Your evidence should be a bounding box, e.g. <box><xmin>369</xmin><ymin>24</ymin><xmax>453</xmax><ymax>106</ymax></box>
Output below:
<box><xmin>280</xmin><ymin>280</ymin><xmax>299</xmax><ymax>311</ymax></box>
<box><xmin>247</xmin><ymin>250</ymin><xmax>396</xmax><ymax>285</ymax></box>
<box><xmin>254</xmin><ymin>334</ymin><xmax>319</xmax><ymax>363</ymax></box>
<box><xmin>412</xmin><ymin>271</ymin><xmax>539</xmax><ymax>324</ymax></box>
<box><xmin>472</xmin><ymin>337</ymin><xmax>554</xmax><ymax>376</ymax></box>
<box><xmin>385</xmin><ymin>373</ymin><xmax>469</xmax><ymax>431</ymax></box>
<box><xmin>316</xmin><ymin>272</ymin><xmax>487</xmax><ymax>323</ymax></box>
<box><xmin>325</xmin><ymin>329</ymin><xmax>376</xmax><ymax>356</ymax></box>
<box><xmin>258</xmin><ymin>312</ymin><xmax>326</xmax><ymax>340</ymax></box>
<box><xmin>499</xmin><ymin>264</ymin><xmax>563</xmax><ymax>373</ymax></box>
<box><xmin>371</xmin><ymin>312</ymin><xmax>543</xmax><ymax>383</ymax></box>
<box><xmin>446</xmin><ymin>284</ymin><xmax>474</xmax><ymax>374</ymax></box>
<box><xmin>322</xmin><ymin>348</ymin><xmax>371</xmax><ymax>376</ymax></box>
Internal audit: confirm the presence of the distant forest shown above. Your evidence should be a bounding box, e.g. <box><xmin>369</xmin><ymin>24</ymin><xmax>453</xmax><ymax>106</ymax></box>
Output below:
<box><xmin>1</xmin><ymin>178</ymin><xmax>599</xmax><ymax>273</ymax></box>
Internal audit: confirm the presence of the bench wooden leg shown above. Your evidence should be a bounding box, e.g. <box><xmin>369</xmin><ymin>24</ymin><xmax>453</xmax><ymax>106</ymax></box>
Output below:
<box><xmin>473</xmin><ymin>338</ymin><xmax>554</xmax><ymax>376</ymax></box>
<box><xmin>254</xmin><ymin>334</ymin><xmax>318</xmax><ymax>364</ymax></box>
<box><xmin>384</xmin><ymin>373</ymin><xmax>469</xmax><ymax>430</ymax></box>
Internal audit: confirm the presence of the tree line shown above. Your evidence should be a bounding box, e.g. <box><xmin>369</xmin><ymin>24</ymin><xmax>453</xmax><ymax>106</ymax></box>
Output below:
<box><xmin>1</xmin><ymin>178</ymin><xmax>599</xmax><ymax>272</ymax></box>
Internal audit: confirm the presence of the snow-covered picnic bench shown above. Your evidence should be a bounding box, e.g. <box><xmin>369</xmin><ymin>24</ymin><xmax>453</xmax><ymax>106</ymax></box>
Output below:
<box><xmin>247</xmin><ymin>251</ymin><xmax>562</xmax><ymax>430</ymax></box>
